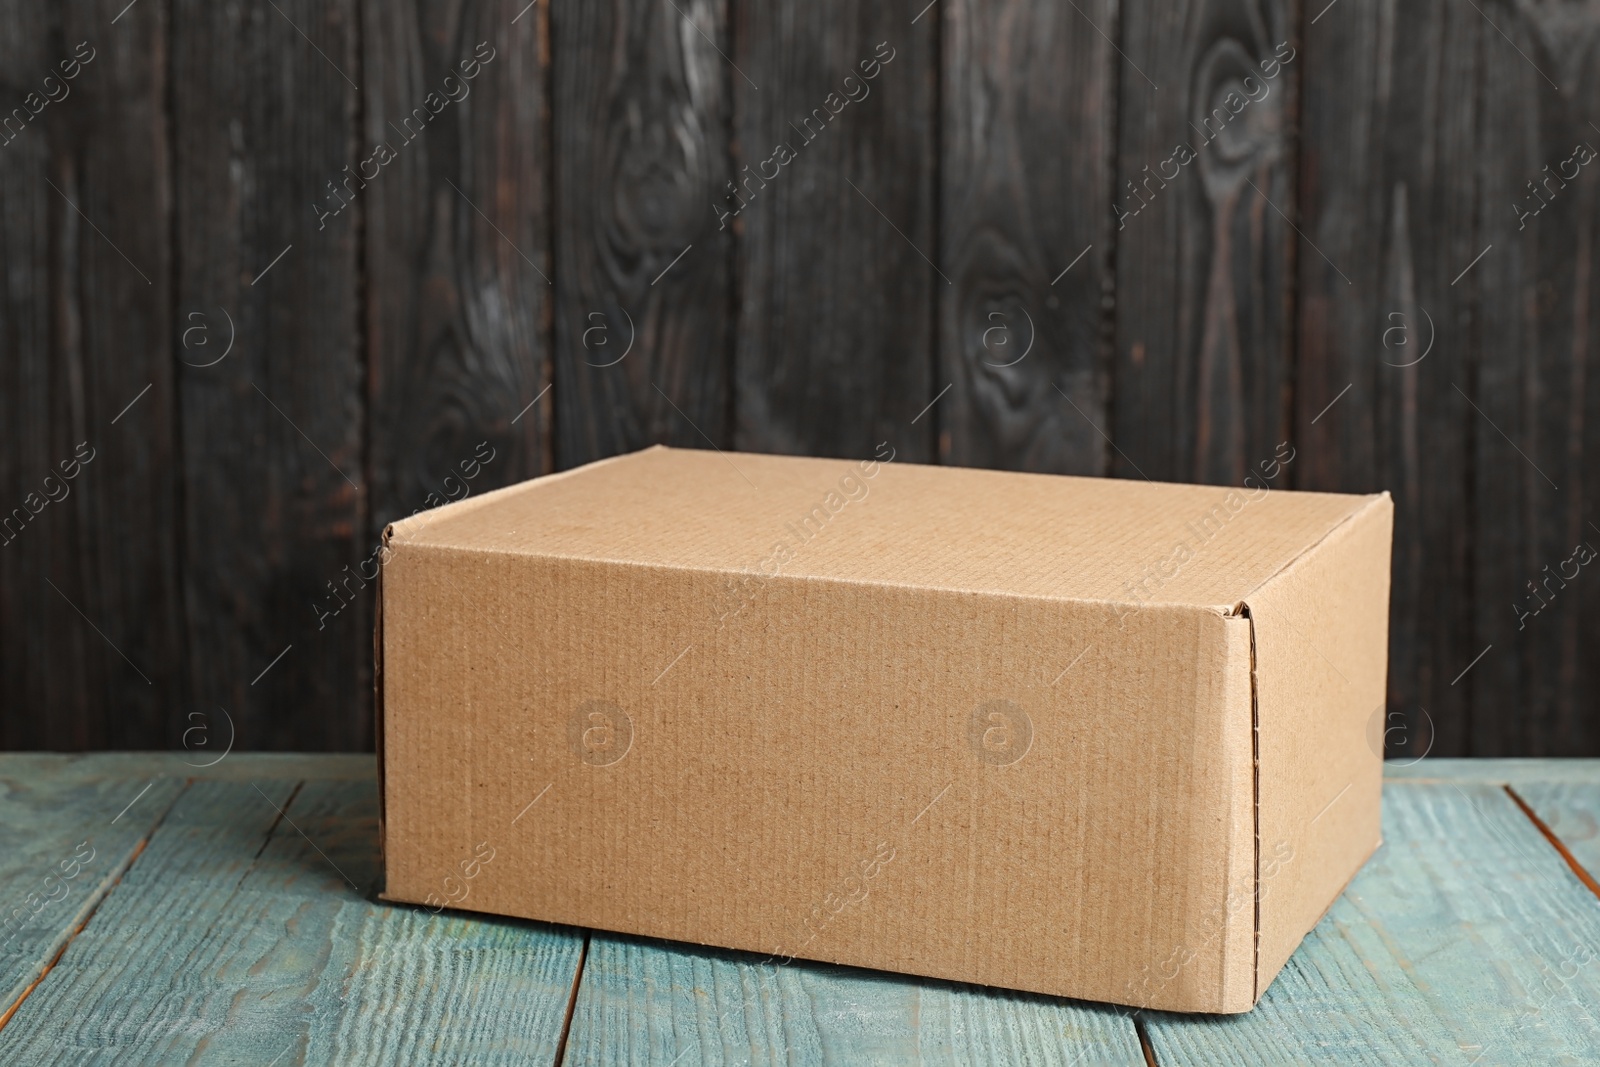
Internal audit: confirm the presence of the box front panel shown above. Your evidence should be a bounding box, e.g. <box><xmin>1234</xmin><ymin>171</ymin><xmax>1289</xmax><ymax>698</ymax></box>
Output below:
<box><xmin>381</xmin><ymin>544</ymin><xmax>1254</xmax><ymax>1009</ymax></box>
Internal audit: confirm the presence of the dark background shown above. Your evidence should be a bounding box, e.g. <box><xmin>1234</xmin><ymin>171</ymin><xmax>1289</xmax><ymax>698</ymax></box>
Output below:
<box><xmin>1</xmin><ymin>0</ymin><xmax>1595</xmax><ymax>756</ymax></box>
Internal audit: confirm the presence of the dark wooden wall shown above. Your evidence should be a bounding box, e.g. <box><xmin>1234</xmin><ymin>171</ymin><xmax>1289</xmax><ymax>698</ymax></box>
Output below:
<box><xmin>2</xmin><ymin>0</ymin><xmax>1597</xmax><ymax>757</ymax></box>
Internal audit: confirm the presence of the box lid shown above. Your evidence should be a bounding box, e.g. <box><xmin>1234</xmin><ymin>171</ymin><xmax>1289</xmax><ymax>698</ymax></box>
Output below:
<box><xmin>388</xmin><ymin>444</ymin><xmax>1376</xmax><ymax>613</ymax></box>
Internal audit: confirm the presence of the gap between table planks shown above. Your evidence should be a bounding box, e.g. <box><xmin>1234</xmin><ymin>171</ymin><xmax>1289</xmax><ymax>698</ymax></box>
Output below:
<box><xmin>0</xmin><ymin>756</ymin><xmax>1596</xmax><ymax>1065</ymax></box>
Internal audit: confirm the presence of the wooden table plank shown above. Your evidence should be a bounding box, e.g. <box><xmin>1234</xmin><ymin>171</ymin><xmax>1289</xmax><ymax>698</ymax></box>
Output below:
<box><xmin>0</xmin><ymin>751</ymin><xmax>377</xmax><ymax>782</ymax></box>
<box><xmin>0</xmin><ymin>777</ymin><xmax>297</xmax><ymax>1060</ymax></box>
<box><xmin>0</xmin><ymin>765</ymin><xmax>183</xmax><ymax>1024</ymax></box>
<box><xmin>7</xmin><ymin>756</ymin><xmax>1600</xmax><ymax>1064</ymax></box>
<box><xmin>1384</xmin><ymin>758</ymin><xmax>1600</xmax><ymax>784</ymax></box>
<box><xmin>1511</xmin><ymin>782</ymin><xmax>1600</xmax><ymax>891</ymax></box>
<box><xmin>0</xmin><ymin>774</ymin><xmax>585</xmax><ymax>1065</ymax></box>
<box><xmin>563</xmin><ymin>933</ymin><xmax>1144</xmax><ymax>1066</ymax></box>
<box><xmin>1145</xmin><ymin>782</ymin><xmax>1600</xmax><ymax>1065</ymax></box>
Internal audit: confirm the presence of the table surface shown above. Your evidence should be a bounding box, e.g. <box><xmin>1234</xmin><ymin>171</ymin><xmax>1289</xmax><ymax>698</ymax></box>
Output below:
<box><xmin>0</xmin><ymin>756</ymin><xmax>1597</xmax><ymax>1065</ymax></box>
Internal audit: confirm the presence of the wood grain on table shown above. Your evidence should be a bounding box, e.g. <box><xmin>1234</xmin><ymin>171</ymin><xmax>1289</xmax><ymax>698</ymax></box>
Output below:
<box><xmin>1</xmin><ymin>755</ymin><xmax>1597</xmax><ymax>1065</ymax></box>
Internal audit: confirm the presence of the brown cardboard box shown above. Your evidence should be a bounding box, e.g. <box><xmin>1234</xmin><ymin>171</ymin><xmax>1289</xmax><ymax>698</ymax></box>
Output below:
<box><xmin>376</xmin><ymin>444</ymin><xmax>1392</xmax><ymax>1013</ymax></box>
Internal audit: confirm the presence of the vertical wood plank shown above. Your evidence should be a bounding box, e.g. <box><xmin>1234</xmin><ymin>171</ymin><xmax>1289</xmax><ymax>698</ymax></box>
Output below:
<box><xmin>937</xmin><ymin>0</ymin><xmax>1116</xmax><ymax>474</ymax></box>
<box><xmin>732</xmin><ymin>2</ymin><xmax>937</xmax><ymax>461</ymax></box>
<box><xmin>551</xmin><ymin>0</ymin><xmax>734</xmax><ymax>467</ymax></box>
<box><xmin>364</xmin><ymin>1</ymin><xmax>554</xmax><ymax>538</ymax></box>
<box><xmin>1469</xmin><ymin>2</ymin><xmax>1600</xmax><ymax>756</ymax></box>
<box><xmin>1112</xmin><ymin>0</ymin><xmax>1298</xmax><ymax>484</ymax></box>
<box><xmin>1295</xmin><ymin>0</ymin><xmax>1479</xmax><ymax>756</ymax></box>
<box><xmin>172</xmin><ymin>0</ymin><xmax>367</xmax><ymax>750</ymax></box>
<box><xmin>0</xmin><ymin>1</ymin><xmax>182</xmax><ymax>748</ymax></box>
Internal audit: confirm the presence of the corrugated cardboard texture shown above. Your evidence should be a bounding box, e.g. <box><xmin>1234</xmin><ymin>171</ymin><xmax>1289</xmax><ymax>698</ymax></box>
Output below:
<box><xmin>378</xmin><ymin>446</ymin><xmax>1390</xmax><ymax>1013</ymax></box>
<box><xmin>389</xmin><ymin>447</ymin><xmax>1369</xmax><ymax>610</ymax></box>
<box><xmin>1245</xmin><ymin>494</ymin><xmax>1394</xmax><ymax>998</ymax></box>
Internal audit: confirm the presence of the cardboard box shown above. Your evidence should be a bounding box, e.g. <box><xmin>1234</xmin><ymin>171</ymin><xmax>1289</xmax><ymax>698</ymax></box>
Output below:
<box><xmin>376</xmin><ymin>445</ymin><xmax>1392</xmax><ymax>1013</ymax></box>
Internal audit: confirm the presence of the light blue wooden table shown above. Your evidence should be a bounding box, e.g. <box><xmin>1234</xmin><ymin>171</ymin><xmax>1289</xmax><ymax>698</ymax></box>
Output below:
<box><xmin>1</xmin><ymin>755</ymin><xmax>1597</xmax><ymax>1064</ymax></box>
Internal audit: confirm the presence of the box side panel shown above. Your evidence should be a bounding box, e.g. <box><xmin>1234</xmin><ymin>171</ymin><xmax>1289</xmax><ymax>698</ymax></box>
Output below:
<box><xmin>1246</xmin><ymin>495</ymin><xmax>1393</xmax><ymax>999</ymax></box>
<box><xmin>372</xmin><ymin>532</ymin><xmax>387</xmax><ymax>885</ymax></box>
<box><xmin>381</xmin><ymin>544</ymin><xmax>1255</xmax><ymax>1011</ymax></box>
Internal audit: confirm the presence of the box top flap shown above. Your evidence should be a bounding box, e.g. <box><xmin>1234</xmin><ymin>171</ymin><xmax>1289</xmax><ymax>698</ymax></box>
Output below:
<box><xmin>388</xmin><ymin>445</ymin><xmax>1379</xmax><ymax>610</ymax></box>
